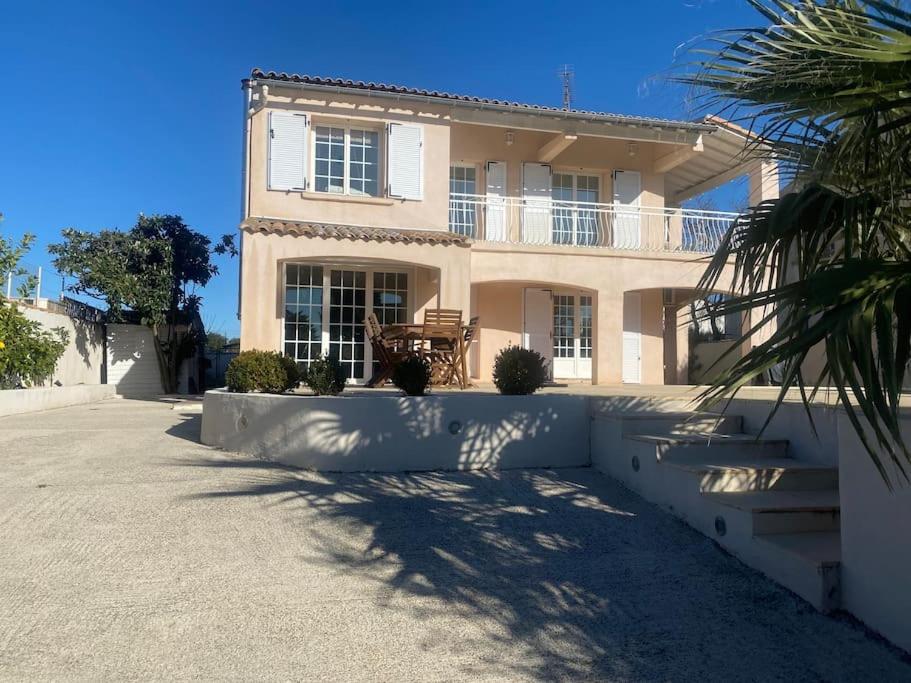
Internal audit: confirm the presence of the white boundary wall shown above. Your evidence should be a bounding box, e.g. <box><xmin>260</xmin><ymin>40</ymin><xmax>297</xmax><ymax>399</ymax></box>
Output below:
<box><xmin>0</xmin><ymin>384</ymin><xmax>115</xmax><ymax>417</ymax></box>
<box><xmin>18</xmin><ymin>304</ymin><xmax>105</xmax><ymax>386</ymax></box>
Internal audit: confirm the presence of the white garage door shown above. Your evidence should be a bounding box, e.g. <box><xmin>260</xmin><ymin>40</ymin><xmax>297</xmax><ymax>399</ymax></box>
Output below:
<box><xmin>106</xmin><ymin>324</ymin><xmax>164</xmax><ymax>396</ymax></box>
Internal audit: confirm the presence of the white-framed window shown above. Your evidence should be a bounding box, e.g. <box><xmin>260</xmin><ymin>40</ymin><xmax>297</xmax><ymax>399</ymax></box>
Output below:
<box><xmin>372</xmin><ymin>272</ymin><xmax>409</xmax><ymax>325</ymax></box>
<box><xmin>282</xmin><ymin>263</ymin><xmax>412</xmax><ymax>382</ymax></box>
<box><xmin>553</xmin><ymin>294</ymin><xmax>575</xmax><ymax>359</ymax></box>
<box><xmin>552</xmin><ymin>172</ymin><xmax>601</xmax><ymax>246</ymax></box>
<box><xmin>284</xmin><ymin>264</ymin><xmax>324</xmax><ymax>368</ymax></box>
<box><xmin>580</xmin><ymin>295</ymin><xmax>593</xmax><ymax>358</ymax></box>
<box><xmin>312</xmin><ymin>124</ymin><xmax>380</xmax><ymax>197</ymax></box>
<box><xmin>449</xmin><ymin>164</ymin><xmax>478</xmax><ymax>236</ymax></box>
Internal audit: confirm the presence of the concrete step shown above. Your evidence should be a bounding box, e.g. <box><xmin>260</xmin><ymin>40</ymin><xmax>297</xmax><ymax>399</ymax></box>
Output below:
<box><xmin>627</xmin><ymin>432</ymin><xmax>790</xmax><ymax>462</ymax></box>
<box><xmin>703</xmin><ymin>490</ymin><xmax>841</xmax><ymax>534</ymax></box>
<box><xmin>591</xmin><ymin>414</ymin><xmax>843</xmax><ymax>613</ymax></box>
<box><xmin>594</xmin><ymin>412</ymin><xmax>743</xmax><ymax>436</ymax></box>
<box><xmin>753</xmin><ymin>532</ymin><xmax>842</xmax><ymax>611</ymax></box>
<box><xmin>678</xmin><ymin>490</ymin><xmax>842</xmax><ymax>612</ymax></box>
<box><xmin>662</xmin><ymin>456</ymin><xmax>839</xmax><ymax>492</ymax></box>
<box><xmin>590</xmin><ymin>396</ymin><xmax>699</xmax><ymax>416</ymax></box>
<box><xmin>703</xmin><ymin>489</ymin><xmax>840</xmax><ymax>513</ymax></box>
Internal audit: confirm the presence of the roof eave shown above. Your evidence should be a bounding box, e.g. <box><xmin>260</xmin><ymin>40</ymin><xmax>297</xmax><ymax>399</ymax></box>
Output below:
<box><xmin>250</xmin><ymin>76</ymin><xmax>716</xmax><ymax>141</ymax></box>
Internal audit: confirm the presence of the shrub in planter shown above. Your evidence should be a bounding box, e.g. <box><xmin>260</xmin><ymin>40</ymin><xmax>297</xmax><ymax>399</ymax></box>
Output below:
<box><xmin>304</xmin><ymin>354</ymin><xmax>347</xmax><ymax>396</ymax></box>
<box><xmin>392</xmin><ymin>355</ymin><xmax>432</xmax><ymax>396</ymax></box>
<box><xmin>225</xmin><ymin>350</ymin><xmax>300</xmax><ymax>394</ymax></box>
<box><xmin>492</xmin><ymin>345</ymin><xmax>547</xmax><ymax>395</ymax></box>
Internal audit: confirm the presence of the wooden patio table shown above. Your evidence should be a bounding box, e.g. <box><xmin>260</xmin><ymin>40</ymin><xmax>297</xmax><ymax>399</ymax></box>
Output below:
<box><xmin>377</xmin><ymin>323</ymin><xmax>469</xmax><ymax>389</ymax></box>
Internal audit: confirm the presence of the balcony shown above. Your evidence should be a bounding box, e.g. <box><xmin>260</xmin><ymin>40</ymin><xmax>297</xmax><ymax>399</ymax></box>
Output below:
<box><xmin>448</xmin><ymin>193</ymin><xmax>738</xmax><ymax>254</ymax></box>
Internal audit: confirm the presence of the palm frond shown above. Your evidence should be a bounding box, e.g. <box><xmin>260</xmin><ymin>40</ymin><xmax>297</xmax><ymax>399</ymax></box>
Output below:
<box><xmin>677</xmin><ymin>1</ymin><xmax>911</xmax><ymax>486</ymax></box>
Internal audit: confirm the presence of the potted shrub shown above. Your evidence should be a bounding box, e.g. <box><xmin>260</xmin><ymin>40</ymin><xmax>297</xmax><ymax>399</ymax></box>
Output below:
<box><xmin>225</xmin><ymin>350</ymin><xmax>300</xmax><ymax>393</ymax></box>
<box><xmin>492</xmin><ymin>346</ymin><xmax>547</xmax><ymax>395</ymax></box>
<box><xmin>304</xmin><ymin>354</ymin><xmax>347</xmax><ymax>396</ymax></box>
<box><xmin>392</xmin><ymin>355</ymin><xmax>432</xmax><ymax>396</ymax></box>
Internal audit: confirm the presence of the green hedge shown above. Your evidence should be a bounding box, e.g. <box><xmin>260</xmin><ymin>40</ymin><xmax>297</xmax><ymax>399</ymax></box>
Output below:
<box><xmin>225</xmin><ymin>350</ymin><xmax>300</xmax><ymax>393</ymax></box>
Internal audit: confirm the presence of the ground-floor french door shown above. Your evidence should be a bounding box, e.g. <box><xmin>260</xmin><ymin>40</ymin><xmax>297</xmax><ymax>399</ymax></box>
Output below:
<box><xmin>523</xmin><ymin>287</ymin><xmax>593</xmax><ymax>381</ymax></box>
<box><xmin>283</xmin><ymin>263</ymin><xmax>411</xmax><ymax>382</ymax></box>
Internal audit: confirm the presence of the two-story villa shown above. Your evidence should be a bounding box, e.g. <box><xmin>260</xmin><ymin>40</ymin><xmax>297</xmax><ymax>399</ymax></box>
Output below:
<box><xmin>238</xmin><ymin>69</ymin><xmax>779</xmax><ymax>385</ymax></box>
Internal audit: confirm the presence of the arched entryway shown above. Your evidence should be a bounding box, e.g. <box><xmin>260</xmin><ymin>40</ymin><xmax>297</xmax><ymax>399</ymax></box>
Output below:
<box><xmin>471</xmin><ymin>281</ymin><xmax>598</xmax><ymax>384</ymax></box>
<box><xmin>622</xmin><ymin>286</ymin><xmax>745</xmax><ymax>386</ymax></box>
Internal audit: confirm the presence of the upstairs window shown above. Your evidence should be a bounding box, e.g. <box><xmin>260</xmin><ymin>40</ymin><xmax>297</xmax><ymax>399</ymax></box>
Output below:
<box><xmin>268</xmin><ymin>115</ymin><xmax>423</xmax><ymax>201</ymax></box>
<box><xmin>449</xmin><ymin>165</ymin><xmax>477</xmax><ymax>236</ymax></box>
<box><xmin>314</xmin><ymin>126</ymin><xmax>345</xmax><ymax>194</ymax></box>
<box><xmin>349</xmin><ymin>130</ymin><xmax>380</xmax><ymax>196</ymax></box>
<box><xmin>313</xmin><ymin>125</ymin><xmax>380</xmax><ymax>197</ymax></box>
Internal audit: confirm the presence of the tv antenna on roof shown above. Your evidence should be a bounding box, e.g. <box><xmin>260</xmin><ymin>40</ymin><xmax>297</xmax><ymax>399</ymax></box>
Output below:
<box><xmin>559</xmin><ymin>65</ymin><xmax>574</xmax><ymax>110</ymax></box>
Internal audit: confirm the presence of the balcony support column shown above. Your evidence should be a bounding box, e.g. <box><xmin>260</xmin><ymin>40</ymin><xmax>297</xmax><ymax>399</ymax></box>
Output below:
<box><xmin>593</xmin><ymin>285</ymin><xmax>624</xmax><ymax>384</ymax></box>
<box><xmin>748</xmin><ymin>160</ymin><xmax>780</xmax><ymax>205</ymax></box>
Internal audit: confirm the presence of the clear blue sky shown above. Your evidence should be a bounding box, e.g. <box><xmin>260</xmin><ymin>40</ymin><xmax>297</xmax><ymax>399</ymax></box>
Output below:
<box><xmin>1</xmin><ymin>0</ymin><xmax>759</xmax><ymax>338</ymax></box>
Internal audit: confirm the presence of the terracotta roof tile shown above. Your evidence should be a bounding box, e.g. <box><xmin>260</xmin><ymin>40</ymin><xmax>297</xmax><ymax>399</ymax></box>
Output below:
<box><xmin>249</xmin><ymin>69</ymin><xmax>714</xmax><ymax>132</ymax></box>
<box><xmin>242</xmin><ymin>218</ymin><xmax>470</xmax><ymax>246</ymax></box>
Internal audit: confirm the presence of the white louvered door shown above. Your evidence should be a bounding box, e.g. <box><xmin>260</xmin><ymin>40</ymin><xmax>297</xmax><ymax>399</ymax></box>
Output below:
<box><xmin>387</xmin><ymin>123</ymin><xmax>423</xmax><ymax>200</ymax></box>
<box><xmin>612</xmin><ymin>170</ymin><xmax>641</xmax><ymax>249</ymax></box>
<box><xmin>522</xmin><ymin>162</ymin><xmax>552</xmax><ymax>244</ymax></box>
<box><xmin>268</xmin><ymin>112</ymin><xmax>308</xmax><ymax>191</ymax></box>
<box><xmin>622</xmin><ymin>292</ymin><xmax>642</xmax><ymax>384</ymax></box>
<box><xmin>485</xmin><ymin>161</ymin><xmax>507</xmax><ymax>241</ymax></box>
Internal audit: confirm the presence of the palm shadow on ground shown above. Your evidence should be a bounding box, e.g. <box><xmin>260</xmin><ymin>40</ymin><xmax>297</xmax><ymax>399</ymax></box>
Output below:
<box><xmin>179</xmin><ymin>454</ymin><xmax>911</xmax><ymax>681</ymax></box>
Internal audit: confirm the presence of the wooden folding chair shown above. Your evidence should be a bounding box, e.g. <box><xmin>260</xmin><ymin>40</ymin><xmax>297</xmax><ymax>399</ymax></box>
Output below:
<box><xmin>364</xmin><ymin>313</ymin><xmax>408</xmax><ymax>387</ymax></box>
<box><xmin>451</xmin><ymin>316</ymin><xmax>479</xmax><ymax>389</ymax></box>
<box><xmin>421</xmin><ymin>309</ymin><xmax>463</xmax><ymax>386</ymax></box>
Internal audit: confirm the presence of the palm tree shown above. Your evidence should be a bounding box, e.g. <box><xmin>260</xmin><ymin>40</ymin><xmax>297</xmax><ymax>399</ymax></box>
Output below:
<box><xmin>677</xmin><ymin>0</ymin><xmax>911</xmax><ymax>486</ymax></box>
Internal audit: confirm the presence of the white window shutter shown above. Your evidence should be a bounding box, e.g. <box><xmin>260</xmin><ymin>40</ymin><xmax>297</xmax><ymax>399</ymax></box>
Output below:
<box><xmin>387</xmin><ymin>122</ymin><xmax>423</xmax><ymax>200</ymax></box>
<box><xmin>268</xmin><ymin>111</ymin><xmax>308</xmax><ymax>191</ymax></box>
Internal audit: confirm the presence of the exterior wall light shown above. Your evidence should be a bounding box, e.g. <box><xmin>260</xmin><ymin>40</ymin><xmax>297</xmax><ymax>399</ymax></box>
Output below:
<box><xmin>505</xmin><ymin>130</ymin><xmax>515</xmax><ymax>146</ymax></box>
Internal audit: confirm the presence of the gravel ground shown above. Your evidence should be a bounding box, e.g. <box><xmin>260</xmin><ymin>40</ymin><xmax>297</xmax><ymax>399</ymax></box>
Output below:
<box><xmin>0</xmin><ymin>398</ymin><xmax>909</xmax><ymax>681</ymax></box>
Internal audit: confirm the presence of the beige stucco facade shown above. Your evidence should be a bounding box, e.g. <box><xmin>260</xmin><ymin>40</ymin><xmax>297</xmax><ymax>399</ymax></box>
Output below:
<box><xmin>238</xmin><ymin>74</ymin><xmax>778</xmax><ymax>385</ymax></box>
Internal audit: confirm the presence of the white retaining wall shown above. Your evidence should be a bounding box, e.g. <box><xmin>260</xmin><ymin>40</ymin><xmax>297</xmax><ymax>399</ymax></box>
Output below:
<box><xmin>0</xmin><ymin>384</ymin><xmax>115</xmax><ymax>417</ymax></box>
<box><xmin>838</xmin><ymin>410</ymin><xmax>911</xmax><ymax>653</ymax></box>
<box><xmin>201</xmin><ymin>390</ymin><xmax>591</xmax><ymax>472</ymax></box>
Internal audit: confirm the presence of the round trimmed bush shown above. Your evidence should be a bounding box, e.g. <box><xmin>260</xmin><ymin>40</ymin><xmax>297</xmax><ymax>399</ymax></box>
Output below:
<box><xmin>304</xmin><ymin>354</ymin><xmax>347</xmax><ymax>396</ymax></box>
<box><xmin>225</xmin><ymin>350</ymin><xmax>301</xmax><ymax>394</ymax></box>
<box><xmin>492</xmin><ymin>345</ymin><xmax>548</xmax><ymax>395</ymax></box>
<box><xmin>392</xmin><ymin>355</ymin><xmax>432</xmax><ymax>396</ymax></box>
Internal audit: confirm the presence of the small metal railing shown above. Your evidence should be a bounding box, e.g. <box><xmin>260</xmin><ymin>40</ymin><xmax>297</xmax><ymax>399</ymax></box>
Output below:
<box><xmin>448</xmin><ymin>193</ymin><xmax>738</xmax><ymax>253</ymax></box>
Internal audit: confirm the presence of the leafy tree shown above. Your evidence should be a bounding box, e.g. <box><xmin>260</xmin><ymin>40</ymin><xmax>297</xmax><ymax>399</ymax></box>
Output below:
<box><xmin>0</xmin><ymin>214</ymin><xmax>68</xmax><ymax>388</ymax></box>
<box><xmin>50</xmin><ymin>214</ymin><xmax>235</xmax><ymax>394</ymax></box>
<box><xmin>0</xmin><ymin>213</ymin><xmax>38</xmax><ymax>298</ymax></box>
<box><xmin>678</xmin><ymin>0</ymin><xmax>911</xmax><ymax>485</ymax></box>
<box><xmin>205</xmin><ymin>331</ymin><xmax>229</xmax><ymax>351</ymax></box>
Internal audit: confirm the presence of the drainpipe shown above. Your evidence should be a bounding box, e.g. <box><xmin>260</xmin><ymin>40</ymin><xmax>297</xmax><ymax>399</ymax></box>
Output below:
<box><xmin>237</xmin><ymin>79</ymin><xmax>254</xmax><ymax>323</ymax></box>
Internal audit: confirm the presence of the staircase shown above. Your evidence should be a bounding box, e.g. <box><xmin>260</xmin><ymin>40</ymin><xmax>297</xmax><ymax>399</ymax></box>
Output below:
<box><xmin>591</xmin><ymin>407</ymin><xmax>842</xmax><ymax>611</ymax></box>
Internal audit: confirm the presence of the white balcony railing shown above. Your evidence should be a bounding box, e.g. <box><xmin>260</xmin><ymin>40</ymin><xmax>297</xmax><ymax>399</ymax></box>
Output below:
<box><xmin>448</xmin><ymin>193</ymin><xmax>739</xmax><ymax>253</ymax></box>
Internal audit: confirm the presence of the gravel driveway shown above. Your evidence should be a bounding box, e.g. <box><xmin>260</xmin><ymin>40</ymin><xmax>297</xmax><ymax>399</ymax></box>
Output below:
<box><xmin>1</xmin><ymin>398</ymin><xmax>909</xmax><ymax>681</ymax></box>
